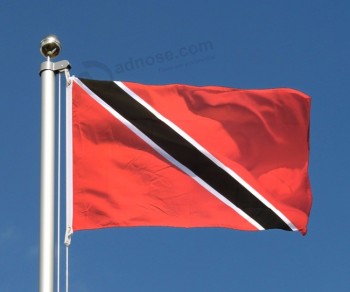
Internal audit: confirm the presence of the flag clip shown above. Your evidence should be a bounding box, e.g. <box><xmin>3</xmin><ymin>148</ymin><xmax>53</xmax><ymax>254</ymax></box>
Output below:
<box><xmin>64</xmin><ymin>226</ymin><xmax>73</xmax><ymax>246</ymax></box>
<box><xmin>62</xmin><ymin>68</ymin><xmax>71</xmax><ymax>87</ymax></box>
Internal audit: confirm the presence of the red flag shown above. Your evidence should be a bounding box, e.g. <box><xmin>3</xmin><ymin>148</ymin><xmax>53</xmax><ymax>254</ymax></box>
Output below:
<box><xmin>66</xmin><ymin>77</ymin><xmax>312</xmax><ymax>236</ymax></box>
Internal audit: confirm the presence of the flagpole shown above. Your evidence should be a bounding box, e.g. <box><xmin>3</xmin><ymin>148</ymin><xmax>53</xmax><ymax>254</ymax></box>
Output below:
<box><xmin>39</xmin><ymin>35</ymin><xmax>70</xmax><ymax>292</ymax></box>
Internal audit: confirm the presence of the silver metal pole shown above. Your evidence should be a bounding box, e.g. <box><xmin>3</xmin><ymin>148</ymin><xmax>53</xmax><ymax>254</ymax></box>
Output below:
<box><xmin>39</xmin><ymin>35</ymin><xmax>62</xmax><ymax>292</ymax></box>
<box><xmin>39</xmin><ymin>61</ymin><xmax>56</xmax><ymax>292</ymax></box>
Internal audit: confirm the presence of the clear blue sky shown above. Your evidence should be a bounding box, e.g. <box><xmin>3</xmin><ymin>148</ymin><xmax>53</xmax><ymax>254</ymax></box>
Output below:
<box><xmin>0</xmin><ymin>1</ymin><xmax>349</xmax><ymax>291</ymax></box>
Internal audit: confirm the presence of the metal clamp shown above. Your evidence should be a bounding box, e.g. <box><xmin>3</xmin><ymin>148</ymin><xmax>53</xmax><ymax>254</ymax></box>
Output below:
<box><xmin>39</xmin><ymin>60</ymin><xmax>71</xmax><ymax>75</ymax></box>
<box><xmin>39</xmin><ymin>60</ymin><xmax>72</xmax><ymax>86</ymax></box>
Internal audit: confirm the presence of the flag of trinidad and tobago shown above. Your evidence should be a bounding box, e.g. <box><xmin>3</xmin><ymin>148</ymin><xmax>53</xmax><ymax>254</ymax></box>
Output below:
<box><xmin>66</xmin><ymin>77</ymin><xmax>312</xmax><ymax>236</ymax></box>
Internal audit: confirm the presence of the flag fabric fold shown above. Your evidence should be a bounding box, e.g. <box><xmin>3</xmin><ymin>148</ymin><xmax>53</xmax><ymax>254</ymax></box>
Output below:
<box><xmin>66</xmin><ymin>76</ymin><xmax>312</xmax><ymax>236</ymax></box>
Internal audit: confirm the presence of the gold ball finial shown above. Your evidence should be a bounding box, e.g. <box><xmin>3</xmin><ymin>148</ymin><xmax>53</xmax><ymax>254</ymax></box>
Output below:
<box><xmin>40</xmin><ymin>35</ymin><xmax>61</xmax><ymax>59</ymax></box>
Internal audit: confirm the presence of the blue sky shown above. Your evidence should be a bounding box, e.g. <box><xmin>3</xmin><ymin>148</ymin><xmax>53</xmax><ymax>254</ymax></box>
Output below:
<box><xmin>1</xmin><ymin>1</ymin><xmax>349</xmax><ymax>291</ymax></box>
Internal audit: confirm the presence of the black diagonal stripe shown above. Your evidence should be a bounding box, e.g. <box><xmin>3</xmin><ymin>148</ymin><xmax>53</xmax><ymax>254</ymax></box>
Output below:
<box><xmin>79</xmin><ymin>78</ymin><xmax>293</xmax><ymax>231</ymax></box>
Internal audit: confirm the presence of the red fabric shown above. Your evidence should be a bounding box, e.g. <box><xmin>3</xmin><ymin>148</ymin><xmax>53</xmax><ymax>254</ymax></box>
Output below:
<box><xmin>71</xmin><ymin>80</ymin><xmax>312</xmax><ymax>234</ymax></box>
